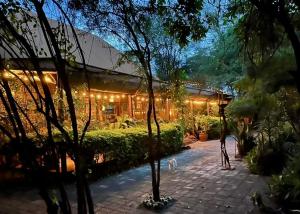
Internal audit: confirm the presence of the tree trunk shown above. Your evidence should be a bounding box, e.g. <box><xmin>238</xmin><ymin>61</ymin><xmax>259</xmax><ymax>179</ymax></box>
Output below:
<box><xmin>146</xmin><ymin>80</ymin><xmax>160</xmax><ymax>202</ymax></box>
<box><xmin>277</xmin><ymin>9</ymin><xmax>300</xmax><ymax>93</ymax></box>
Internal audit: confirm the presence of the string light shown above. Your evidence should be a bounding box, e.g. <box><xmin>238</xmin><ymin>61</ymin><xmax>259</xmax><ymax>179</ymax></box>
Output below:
<box><xmin>193</xmin><ymin>100</ymin><xmax>205</xmax><ymax>104</ymax></box>
<box><xmin>3</xmin><ymin>72</ymin><xmax>11</xmax><ymax>78</ymax></box>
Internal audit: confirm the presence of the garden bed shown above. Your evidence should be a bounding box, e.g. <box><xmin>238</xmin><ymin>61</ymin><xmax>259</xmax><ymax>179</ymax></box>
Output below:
<box><xmin>83</xmin><ymin>123</ymin><xmax>184</xmax><ymax>178</ymax></box>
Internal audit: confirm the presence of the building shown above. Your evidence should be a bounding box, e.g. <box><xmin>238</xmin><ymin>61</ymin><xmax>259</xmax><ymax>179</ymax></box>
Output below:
<box><xmin>0</xmin><ymin>15</ymin><xmax>227</xmax><ymax>132</ymax></box>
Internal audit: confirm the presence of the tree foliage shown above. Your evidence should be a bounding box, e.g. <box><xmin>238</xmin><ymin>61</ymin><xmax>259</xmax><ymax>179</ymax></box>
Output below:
<box><xmin>225</xmin><ymin>0</ymin><xmax>300</xmax><ymax>93</ymax></box>
<box><xmin>69</xmin><ymin>0</ymin><xmax>208</xmax><ymax>203</ymax></box>
<box><xmin>0</xmin><ymin>1</ymin><xmax>94</xmax><ymax>213</ymax></box>
<box><xmin>186</xmin><ymin>27</ymin><xmax>245</xmax><ymax>93</ymax></box>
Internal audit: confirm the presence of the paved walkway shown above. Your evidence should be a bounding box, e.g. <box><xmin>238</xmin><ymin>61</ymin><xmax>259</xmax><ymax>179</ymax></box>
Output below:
<box><xmin>0</xmin><ymin>138</ymin><xmax>270</xmax><ymax>214</ymax></box>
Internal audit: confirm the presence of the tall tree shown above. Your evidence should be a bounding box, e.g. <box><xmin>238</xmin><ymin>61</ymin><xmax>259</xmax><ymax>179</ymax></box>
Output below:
<box><xmin>0</xmin><ymin>1</ymin><xmax>94</xmax><ymax>213</ymax></box>
<box><xmin>225</xmin><ymin>0</ymin><xmax>300</xmax><ymax>93</ymax></box>
<box><xmin>69</xmin><ymin>0</ymin><xmax>207</xmax><ymax>202</ymax></box>
<box><xmin>186</xmin><ymin>28</ymin><xmax>245</xmax><ymax>94</ymax></box>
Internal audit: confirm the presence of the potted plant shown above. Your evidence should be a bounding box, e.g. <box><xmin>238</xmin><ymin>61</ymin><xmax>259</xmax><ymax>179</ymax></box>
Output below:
<box><xmin>196</xmin><ymin>116</ymin><xmax>209</xmax><ymax>142</ymax></box>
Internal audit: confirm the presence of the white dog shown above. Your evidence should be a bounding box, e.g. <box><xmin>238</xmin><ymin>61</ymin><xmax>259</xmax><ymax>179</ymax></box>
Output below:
<box><xmin>168</xmin><ymin>158</ymin><xmax>177</xmax><ymax>170</ymax></box>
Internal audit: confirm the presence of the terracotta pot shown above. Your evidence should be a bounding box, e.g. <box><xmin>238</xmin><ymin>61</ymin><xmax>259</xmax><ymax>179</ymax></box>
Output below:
<box><xmin>199</xmin><ymin>132</ymin><xmax>208</xmax><ymax>142</ymax></box>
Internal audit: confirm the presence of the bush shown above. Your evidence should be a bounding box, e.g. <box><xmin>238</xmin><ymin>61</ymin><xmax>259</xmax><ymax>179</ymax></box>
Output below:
<box><xmin>206</xmin><ymin>117</ymin><xmax>221</xmax><ymax>140</ymax></box>
<box><xmin>195</xmin><ymin>116</ymin><xmax>221</xmax><ymax>140</ymax></box>
<box><xmin>245</xmin><ymin>122</ymin><xmax>295</xmax><ymax>175</ymax></box>
<box><xmin>83</xmin><ymin>123</ymin><xmax>184</xmax><ymax>167</ymax></box>
<box><xmin>246</xmin><ymin>145</ymin><xmax>285</xmax><ymax>175</ymax></box>
<box><xmin>269</xmin><ymin>153</ymin><xmax>300</xmax><ymax>210</ymax></box>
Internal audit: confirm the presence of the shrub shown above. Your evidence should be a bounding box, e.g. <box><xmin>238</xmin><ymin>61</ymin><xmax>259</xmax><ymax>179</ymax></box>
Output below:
<box><xmin>269</xmin><ymin>152</ymin><xmax>300</xmax><ymax>210</ymax></box>
<box><xmin>206</xmin><ymin>117</ymin><xmax>221</xmax><ymax>140</ymax></box>
<box><xmin>83</xmin><ymin>123</ymin><xmax>183</xmax><ymax>167</ymax></box>
<box><xmin>246</xmin><ymin>146</ymin><xmax>284</xmax><ymax>175</ymax></box>
<box><xmin>245</xmin><ymin>140</ymin><xmax>292</xmax><ymax>175</ymax></box>
<box><xmin>245</xmin><ymin>122</ymin><xmax>295</xmax><ymax>175</ymax></box>
<box><xmin>195</xmin><ymin>116</ymin><xmax>221</xmax><ymax>140</ymax></box>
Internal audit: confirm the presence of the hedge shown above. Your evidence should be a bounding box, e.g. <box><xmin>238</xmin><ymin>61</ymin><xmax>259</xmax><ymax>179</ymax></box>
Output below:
<box><xmin>206</xmin><ymin>117</ymin><xmax>221</xmax><ymax>140</ymax></box>
<box><xmin>83</xmin><ymin>123</ymin><xmax>184</xmax><ymax>167</ymax></box>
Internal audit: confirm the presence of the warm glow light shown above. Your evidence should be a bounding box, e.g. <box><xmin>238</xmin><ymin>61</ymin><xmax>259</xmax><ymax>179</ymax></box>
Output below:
<box><xmin>96</xmin><ymin>94</ymin><xmax>101</xmax><ymax>99</ymax></box>
<box><xmin>74</xmin><ymin>90</ymin><xmax>78</xmax><ymax>94</ymax></box>
<box><xmin>193</xmin><ymin>100</ymin><xmax>205</xmax><ymax>104</ymax></box>
<box><xmin>90</xmin><ymin>94</ymin><xmax>94</xmax><ymax>98</ymax></box>
<box><xmin>121</xmin><ymin>94</ymin><xmax>125</xmax><ymax>98</ymax></box>
<box><xmin>141</xmin><ymin>97</ymin><xmax>145</xmax><ymax>101</ymax></box>
<box><xmin>104</xmin><ymin>95</ymin><xmax>108</xmax><ymax>99</ymax></box>
<box><xmin>82</xmin><ymin>92</ymin><xmax>86</xmax><ymax>96</ymax></box>
<box><xmin>109</xmin><ymin>98</ymin><xmax>114</xmax><ymax>102</ymax></box>
<box><xmin>116</xmin><ymin>95</ymin><xmax>120</xmax><ymax>99</ymax></box>
<box><xmin>23</xmin><ymin>76</ymin><xmax>29</xmax><ymax>81</ymax></box>
<box><xmin>210</xmin><ymin>101</ymin><xmax>218</xmax><ymax>105</ymax></box>
<box><xmin>44</xmin><ymin>76</ymin><xmax>51</xmax><ymax>83</ymax></box>
<box><xmin>3</xmin><ymin>72</ymin><xmax>11</xmax><ymax>78</ymax></box>
<box><xmin>185</xmin><ymin>100</ymin><xmax>189</xmax><ymax>103</ymax></box>
<box><xmin>110</xmin><ymin>95</ymin><xmax>114</xmax><ymax>99</ymax></box>
<box><xmin>155</xmin><ymin>98</ymin><xmax>159</xmax><ymax>101</ymax></box>
<box><xmin>137</xmin><ymin>97</ymin><xmax>140</xmax><ymax>100</ymax></box>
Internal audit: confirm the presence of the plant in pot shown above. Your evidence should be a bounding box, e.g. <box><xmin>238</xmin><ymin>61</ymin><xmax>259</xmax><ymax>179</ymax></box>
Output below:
<box><xmin>196</xmin><ymin>116</ymin><xmax>209</xmax><ymax>142</ymax></box>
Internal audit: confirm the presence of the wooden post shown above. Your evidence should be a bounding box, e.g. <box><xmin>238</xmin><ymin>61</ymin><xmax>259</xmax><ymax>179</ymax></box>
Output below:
<box><xmin>128</xmin><ymin>94</ymin><xmax>133</xmax><ymax>118</ymax></box>
<box><xmin>95</xmin><ymin>97</ymin><xmax>99</xmax><ymax>121</ymax></box>
<box><xmin>190</xmin><ymin>99</ymin><xmax>193</xmax><ymax>113</ymax></box>
<box><xmin>207</xmin><ymin>100</ymin><xmax>210</xmax><ymax>116</ymax></box>
<box><xmin>165</xmin><ymin>98</ymin><xmax>170</xmax><ymax>121</ymax></box>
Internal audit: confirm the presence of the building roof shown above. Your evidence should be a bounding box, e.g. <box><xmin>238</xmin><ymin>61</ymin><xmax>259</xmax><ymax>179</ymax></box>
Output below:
<box><xmin>0</xmin><ymin>12</ymin><xmax>226</xmax><ymax>99</ymax></box>
<box><xmin>0</xmin><ymin>13</ymin><xmax>139</xmax><ymax>76</ymax></box>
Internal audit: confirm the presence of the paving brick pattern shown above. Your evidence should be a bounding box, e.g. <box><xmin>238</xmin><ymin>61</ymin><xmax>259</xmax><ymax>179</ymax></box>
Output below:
<box><xmin>0</xmin><ymin>138</ymin><xmax>269</xmax><ymax>213</ymax></box>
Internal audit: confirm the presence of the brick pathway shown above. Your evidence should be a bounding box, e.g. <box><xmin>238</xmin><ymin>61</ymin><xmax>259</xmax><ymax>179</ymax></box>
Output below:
<box><xmin>0</xmin><ymin>138</ymin><xmax>270</xmax><ymax>214</ymax></box>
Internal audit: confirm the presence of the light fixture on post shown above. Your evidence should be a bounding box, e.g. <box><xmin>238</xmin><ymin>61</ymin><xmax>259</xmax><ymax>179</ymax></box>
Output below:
<box><xmin>218</xmin><ymin>95</ymin><xmax>233</xmax><ymax>170</ymax></box>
